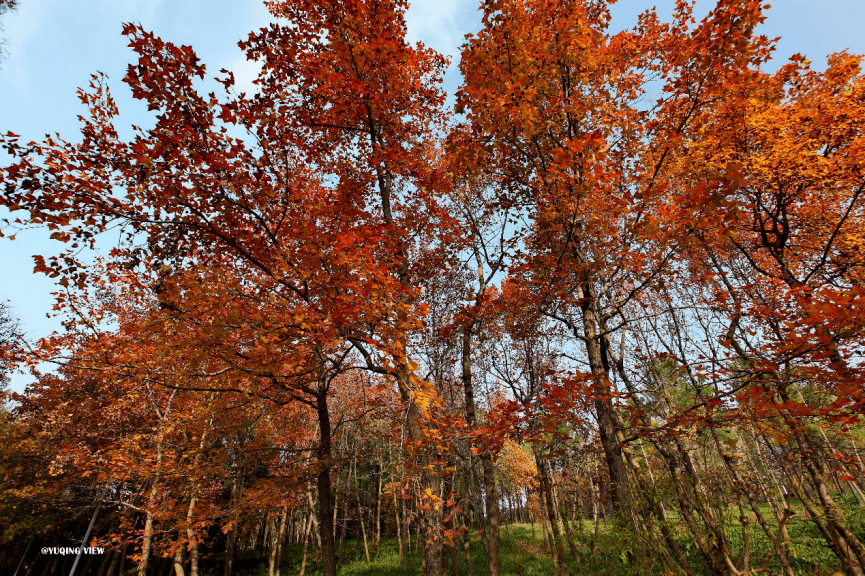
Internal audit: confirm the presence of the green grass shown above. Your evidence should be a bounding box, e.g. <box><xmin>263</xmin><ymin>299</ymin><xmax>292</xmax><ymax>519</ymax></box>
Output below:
<box><xmin>230</xmin><ymin>523</ymin><xmax>673</xmax><ymax>576</ymax></box>
<box><xmin>227</xmin><ymin>502</ymin><xmax>865</xmax><ymax>576</ymax></box>
<box><xmin>232</xmin><ymin>526</ymin><xmax>556</xmax><ymax>576</ymax></box>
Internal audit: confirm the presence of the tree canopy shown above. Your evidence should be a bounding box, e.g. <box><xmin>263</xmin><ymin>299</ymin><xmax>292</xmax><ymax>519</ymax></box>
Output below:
<box><xmin>1</xmin><ymin>0</ymin><xmax>864</xmax><ymax>575</ymax></box>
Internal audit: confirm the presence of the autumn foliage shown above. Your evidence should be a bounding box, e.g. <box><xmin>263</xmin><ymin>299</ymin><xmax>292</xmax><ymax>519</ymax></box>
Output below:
<box><xmin>1</xmin><ymin>0</ymin><xmax>865</xmax><ymax>575</ymax></box>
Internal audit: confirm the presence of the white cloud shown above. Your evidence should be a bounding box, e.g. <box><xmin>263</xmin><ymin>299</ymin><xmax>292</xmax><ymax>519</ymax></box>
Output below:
<box><xmin>97</xmin><ymin>0</ymin><xmax>168</xmax><ymax>27</ymax></box>
<box><xmin>405</xmin><ymin>0</ymin><xmax>478</xmax><ymax>65</ymax></box>
<box><xmin>222</xmin><ymin>51</ymin><xmax>263</xmax><ymax>97</ymax></box>
<box><xmin>0</xmin><ymin>0</ymin><xmax>47</xmax><ymax>96</ymax></box>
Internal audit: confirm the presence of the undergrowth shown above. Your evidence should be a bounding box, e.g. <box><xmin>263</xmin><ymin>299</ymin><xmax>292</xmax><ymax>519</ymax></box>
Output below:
<box><xmin>222</xmin><ymin>501</ymin><xmax>865</xmax><ymax>576</ymax></box>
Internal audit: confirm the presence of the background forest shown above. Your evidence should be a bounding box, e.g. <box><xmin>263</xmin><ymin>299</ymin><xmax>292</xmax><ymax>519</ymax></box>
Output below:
<box><xmin>1</xmin><ymin>0</ymin><xmax>864</xmax><ymax>575</ymax></box>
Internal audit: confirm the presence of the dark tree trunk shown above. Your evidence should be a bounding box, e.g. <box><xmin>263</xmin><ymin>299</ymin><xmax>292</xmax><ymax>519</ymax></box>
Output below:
<box><xmin>105</xmin><ymin>550</ymin><xmax>121</xmax><ymax>576</ymax></box>
<box><xmin>316</xmin><ymin>389</ymin><xmax>338</xmax><ymax>576</ymax></box>
<box><xmin>46</xmin><ymin>548</ymin><xmax>61</xmax><ymax>576</ymax></box>
<box><xmin>580</xmin><ymin>288</ymin><xmax>631</xmax><ymax>519</ymax></box>
<box><xmin>80</xmin><ymin>548</ymin><xmax>99</xmax><ymax>576</ymax></box>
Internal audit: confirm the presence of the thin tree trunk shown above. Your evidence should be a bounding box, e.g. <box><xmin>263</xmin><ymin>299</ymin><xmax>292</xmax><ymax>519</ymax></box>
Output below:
<box><xmin>463</xmin><ymin>519</ymin><xmax>473</xmax><ymax>576</ymax></box>
<box><xmin>223</xmin><ymin>475</ymin><xmax>242</xmax><ymax>576</ymax></box>
<box><xmin>299</xmin><ymin>501</ymin><xmax>314</xmax><ymax>576</ymax></box>
<box><xmin>79</xmin><ymin>547</ymin><xmax>99</xmax><ymax>576</ymax></box>
<box><xmin>316</xmin><ymin>389</ymin><xmax>338</xmax><ymax>576</ymax></box>
<box><xmin>96</xmin><ymin>548</ymin><xmax>115</xmax><ymax>576</ymax></box>
<box><xmin>536</xmin><ymin>452</ymin><xmax>568</xmax><ymax>575</ymax></box>
<box><xmin>173</xmin><ymin>549</ymin><xmax>186</xmax><ymax>576</ymax></box>
<box><xmin>45</xmin><ymin>548</ymin><xmax>60</xmax><ymax>576</ymax></box>
<box><xmin>551</xmin><ymin>472</ymin><xmax>581</xmax><ymax>562</ymax></box>
<box><xmin>139</xmin><ymin>440</ymin><xmax>164</xmax><ymax>576</ymax></box>
<box><xmin>268</xmin><ymin>506</ymin><xmax>288</xmax><ymax>576</ymax></box>
<box><xmin>461</xmin><ymin>327</ymin><xmax>500</xmax><ymax>576</ymax></box>
<box><xmin>185</xmin><ymin>412</ymin><xmax>213</xmax><ymax>576</ymax></box>
<box><xmin>848</xmin><ymin>431</ymin><xmax>865</xmax><ymax>494</ymax></box>
<box><xmin>22</xmin><ymin>541</ymin><xmax>41</xmax><ymax>576</ymax></box>
<box><xmin>106</xmin><ymin>546</ymin><xmax>123</xmax><ymax>576</ymax></box>
<box><xmin>609</xmin><ymin>346</ymin><xmax>695</xmax><ymax>575</ymax></box>
<box><xmin>140</xmin><ymin>390</ymin><xmax>176</xmax><ymax>576</ymax></box>
<box><xmin>355</xmin><ymin>459</ymin><xmax>371</xmax><ymax>564</ymax></box>
<box><xmin>443</xmin><ymin>470</ymin><xmax>461</xmax><ymax>576</ymax></box>
<box><xmin>392</xmin><ymin>475</ymin><xmax>406</xmax><ymax>568</ymax></box>
<box><xmin>305</xmin><ymin>487</ymin><xmax>322</xmax><ymax>553</ymax></box>
<box><xmin>183</xmin><ymin>493</ymin><xmax>200</xmax><ymax>576</ymax></box>
<box><xmin>709</xmin><ymin>426</ymin><xmax>795</xmax><ymax>576</ymax></box>
<box><xmin>375</xmin><ymin>460</ymin><xmax>383</xmax><ymax>556</ymax></box>
<box><xmin>537</xmin><ymin>484</ymin><xmax>559</xmax><ymax>572</ymax></box>
<box><xmin>337</xmin><ymin>502</ymin><xmax>348</xmax><ymax>565</ymax></box>
<box><xmin>70</xmin><ymin>501</ymin><xmax>101</xmax><ymax>576</ymax></box>
<box><xmin>591</xmin><ymin>471</ymin><xmax>601</xmax><ymax>546</ymax></box>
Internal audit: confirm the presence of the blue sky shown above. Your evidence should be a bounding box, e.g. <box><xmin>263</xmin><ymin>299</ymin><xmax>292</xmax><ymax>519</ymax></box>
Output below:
<box><xmin>1</xmin><ymin>0</ymin><xmax>863</xmax><ymax>392</ymax></box>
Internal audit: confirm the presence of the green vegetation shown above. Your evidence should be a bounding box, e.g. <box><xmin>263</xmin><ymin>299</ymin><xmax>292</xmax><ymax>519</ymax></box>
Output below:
<box><xmin>232</xmin><ymin>527</ymin><xmax>550</xmax><ymax>576</ymax></box>
<box><xmin>223</xmin><ymin>505</ymin><xmax>865</xmax><ymax>576</ymax></box>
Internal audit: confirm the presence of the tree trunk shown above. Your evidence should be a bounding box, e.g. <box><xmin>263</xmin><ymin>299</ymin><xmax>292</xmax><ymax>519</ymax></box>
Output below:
<box><xmin>223</xmin><ymin>476</ymin><xmax>242</xmax><ymax>576</ymax></box>
<box><xmin>354</xmin><ymin>458</ymin><xmax>371</xmax><ymax>564</ymax></box>
<box><xmin>96</xmin><ymin>548</ymin><xmax>115</xmax><ymax>576</ymax></box>
<box><xmin>299</xmin><ymin>502</ymin><xmax>314</xmax><ymax>576</ymax></box>
<box><xmin>374</xmin><ymin>460</ymin><xmax>383</xmax><ymax>556</ymax></box>
<box><xmin>709</xmin><ymin>427</ymin><xmax>795</xmax><ymax>576</ymax></box>
<box><xmin>461</xmin><ymin>327</ymin><xmax>500</xmax><ymax>576</ymax></box>
<box><xmin>316</xmin><ymin>390</ymin><xmax>338</xmax><ymax>576</ymax></box>
<box><xmin>535</xmin><ymin>452</ymin><xmax>569</xmax><ymax>576</ymax></box>
<box><xmin>183</xmin><ymin>494</ymin><xmax>199</xmax><ymax>576</ymax></box>
<box><xmin>392</xmin><ymin>474</ymin><xmax>406</xmax><ymax>569</ymax></box>
<box><xmin>173</xmin><ymin>549</ymin><xmax>186</xmax><ymax>576</ymax></box>
<box><xmin>463</xmin><ymin>527</ymin><xmax>473</xmax><ymax>576</ymax></box>
<box><xmin>580</xmin><ymin>289</ymin><xmax>630</xmax><ymax>520</ymax></box>
<box><xmin>79</xmin><ymin>548</ymin><xmax>99</xmax><ymax>576</ymax></box>
<box><xmin>45</xmin><ymin>547</ymin><xmax>60</xmax><ymax>576</ymax></box>
<box><xmin>537</xmin><ymin>483</ymin><xmax>559</xmax><ymax>573</ymax></box>
<box><xmin>185</xmin><ymin>414</ymin><xmax>213</xmax><ymax>576</ymax></box>
<box><xmin>139</xmin><ymin>438</ymin><xmax>164</xmax><ymax>576</ymax></box>
<box><xmin>551</xmin><ymin>473</ymin><xmax>581</xmax><ymax>562</ymax></box>
<box><xmin>140</xmin><ymin>390</ymin><xmax>175</xmax><ymax>576</ymax></box>
<box><xmin>337</xmin><ymin>501</ymin><xmax>348</xmax><ymax>565</ymax></box>
<box><xmin>268</xmin><ymin>506</ymin><xmax>288</xmax><ymax>576</ymax></box>
<box><xmin>106</xmin><ymin>546</ymin><xmax>124</xmax><ymax>576</ymax></box>
<box><xmin>443</xmin><ymin>470</ymin><xmax>461</xmax><ymax>576</ymax></box>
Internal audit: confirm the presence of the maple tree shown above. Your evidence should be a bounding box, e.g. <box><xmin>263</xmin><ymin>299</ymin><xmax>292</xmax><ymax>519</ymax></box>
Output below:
<box><xmin>2</xmin><ymin>0</ymin><xmax>865</xmax><ymax>575</ymax></box>
<box><xmin>455</xmin><ymin>0</ymin><xmax>775</xmax><ymax>527</ymax></box>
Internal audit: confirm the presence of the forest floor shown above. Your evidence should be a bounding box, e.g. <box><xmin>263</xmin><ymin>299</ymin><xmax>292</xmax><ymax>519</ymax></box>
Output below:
<box><xmin>230</xmin><ymin>498</ymin><xmax>865</xmax><ymax>576</ymax></box>
<box><xmin>234</xmin><ymin>524</ymin><xmax>556</xmax><ymax>576</ymax></box>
